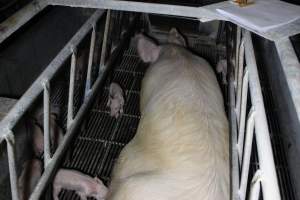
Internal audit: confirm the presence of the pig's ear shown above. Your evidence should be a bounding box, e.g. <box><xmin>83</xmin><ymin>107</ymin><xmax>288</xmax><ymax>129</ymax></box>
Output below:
<box><xmin>168</xmin><ymin>28</ymin><xmax>187</xmax><ymax>47</ymax></box>
<box><xmin>136</xmin><ymin>34</ymin><xmax>161</xmax><ymax>63</ymax></box>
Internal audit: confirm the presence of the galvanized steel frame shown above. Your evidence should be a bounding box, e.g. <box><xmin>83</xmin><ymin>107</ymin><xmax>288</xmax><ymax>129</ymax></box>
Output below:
<box><xmin>231</xmin><ymin>30</ymin><xmax>282</xmax><ymax>200</ymax></box>
<box><xmin>1</xmin><ymin>1</ymin><xmax>300</xmax><ymax>200</ymax></box>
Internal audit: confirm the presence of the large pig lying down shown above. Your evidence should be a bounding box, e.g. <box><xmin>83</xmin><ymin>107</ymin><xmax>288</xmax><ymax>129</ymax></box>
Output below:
<box><xmin>107</xmin><ymin>28</ymin><xmax>229</xmax><ymax>200</ymax></box>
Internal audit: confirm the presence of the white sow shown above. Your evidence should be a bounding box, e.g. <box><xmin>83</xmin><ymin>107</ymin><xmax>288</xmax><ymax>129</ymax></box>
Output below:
<box><xmin>107</xmin><ymin>28</ymin><xmax>229</xmax><ymax>200</ymax></box>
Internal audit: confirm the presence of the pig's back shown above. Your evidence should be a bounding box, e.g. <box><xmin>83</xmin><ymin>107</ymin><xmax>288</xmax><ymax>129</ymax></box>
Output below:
<box><xmin>110</xmin><ymin>46</ymin><xmax>229</xmax><ymax>200</ymax></box>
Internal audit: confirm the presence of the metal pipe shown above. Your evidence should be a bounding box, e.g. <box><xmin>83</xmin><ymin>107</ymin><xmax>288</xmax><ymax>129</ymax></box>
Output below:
<box><xmin>0</xmin><ymin>0</ymin><xmax>47</xmax><ymax>43</ymax></box>
<box><xmin>42</xmin><ymin>79</ymin><xmax>51</xmax><ymax>166</ymax></box>
<box><xmin>249</xmin><ymin>170</ymin><xmax>262</xmax><ymax>200</ymax></box>
<box><xmin>238</xmin><ymin>108</ymin><xmax>255</xmax><ymax>200</ymax></box>
<box><xmin>245</xmin><ymin>31</ymin><xmax>281</xmax><ymax>200</ymax></box>
<box><xmin>237</xmin><ymin>68</ymin><xmax>249</xmax><ymax>162</ymax></box>
<box><xmin>0</xmin><ymin>10</ymin><xmax>105</xmax><ymax>144</ymax></box>
<box><xmin>5</xmin><ymin>132</ymin><xmax>19</xmax><ymax>200</ymax></box>
<box><xmin>67</xmin><ymin>48</ymin><xmax>77</xmax><ymax>129</ymax></box>
<box><xmin>99</xmin><ymin>10</ymin><xmax>111</xmax><ymax>74</ymax></box>
<box><xmin>29</xmin><ymin>14</ymin><xmax>136</xmax><ymax>200</ymax></box>
<box><xmin>47</xmin><ymin>0</ymin><xmax>222</xmax><ymax>22</ymax></box>
<box><xmin>84</xmin><ymin>25</ymin><xmax>97</xmax><ymax>99</ymax></box>
<box><xmin>234</xmin><ymin>26</ymin><xmax>241</xmax><ymax>88</ymax></box>
<box><xmin>275</xmin><ymin>38</ymin><xmax>300</xmax><ymax>126</ymax></box>
<box><xmin>235</xmin><ymin>38</ymin><xmax>245</xmax><ymax>123</ymax></box>
<box><xmin>229</xmin><ymin>74</ymin><xmax>240</xmax><ymax>200</ymax></box>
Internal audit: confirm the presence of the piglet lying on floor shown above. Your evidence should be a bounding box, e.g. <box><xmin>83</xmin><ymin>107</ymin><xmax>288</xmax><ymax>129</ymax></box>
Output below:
<box><xmin>107</xmin><ymin>82</ymin><xmax>125</xmax><ymax>118</ymax></box>
<box><xmin>53</xmin><ymin>169</ymin><xmax>108</xmax><ymax>200</ymax></box>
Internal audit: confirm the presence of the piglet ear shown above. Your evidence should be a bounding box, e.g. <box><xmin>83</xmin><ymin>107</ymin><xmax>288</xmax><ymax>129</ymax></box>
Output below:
<box><xmin>168</xmin><ymin>28</ymin><xmax>187</xmax><ymax>47</ymax></box>
<box><xmin>136</xmin><ymin>34</ymin><xmax>161</xmax><ymax>63</ymax></box>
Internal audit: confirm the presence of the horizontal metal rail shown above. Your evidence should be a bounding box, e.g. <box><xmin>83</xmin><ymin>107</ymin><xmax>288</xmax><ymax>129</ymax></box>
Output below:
<box><xmin>46</xmin><ymin>0</ymin><xmax>300</xmax><ymax>41</ymax></box>
<box><xmin>0</xmin><ymin>0</ymin><xmax>48</xmax><ymax>43</ymax></box>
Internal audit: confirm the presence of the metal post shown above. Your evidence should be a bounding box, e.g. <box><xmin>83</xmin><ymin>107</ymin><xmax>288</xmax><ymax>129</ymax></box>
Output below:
<box><xmin>245</xmin><ymin>31</ymin><xmax>281</xmax><ymax>200</ymax></box>
<box><xmin>85</xmin><ymin>24</ymin><xmax>97</xmax><ymax>99</ymax></box>
<box><xmin>234</xmin><ymin>26</ymin><xmax>241</xmax><ymax>87</ymax></box>
<box><xmin>249</xmin><ymin>170</ymin><xmax>262</xmax><ymax>200</ymax></box>
<box><xmin>237</xmin><ymin>68</ymin><xmax>249</xmax><ymax>162</ymax></box>
<box><xmin>42</xmin><ymin>80</ymin><xmax>51</xmax><ymax>166</ymax></box>
<box><xmin>99</xmin><ymin>10</ymin><xmax>111</xmax><ymax>74</ymax></box>
<box><xmin>235</xmin><ymin>38</ymin><xmax>245</xmax><ymax>123</ymax></box>
<box><xmin>67</xmin><ymin>47</ymin><xmax>77</xmax><ymax>129</ymax></box>
<box><xmin>238</xmin><ymin>109</ymin><xmax>255</xmax><ymax>200</ymax></box>
<box><xmin>229</xmin><ymin>74</ymin><xmax>240</xmax><ymax>200</ymax></box>
<box><xmin>0</xmin><ymin>0</ymin><xmax>47</xmax><ymax>43</ymax></box>
<box><xmin>5</xmin><ymin>132</ymin><xmax>19</xmax><ymax>200</ymax></box>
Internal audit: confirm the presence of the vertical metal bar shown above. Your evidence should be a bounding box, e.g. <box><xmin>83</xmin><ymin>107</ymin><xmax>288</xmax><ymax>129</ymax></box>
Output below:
<box><xmin>234</xmin><ymin>26</ymin><xmax>241</xmax><ymax>88</ymax></box>
<box><xmin>238</xmin><ymin>108</ymin><xmax>255</xmax><ymax>200</ymax></box>
<box><xmin>235</xmin><ymin>38</ymin><xmax>245</xmax><ymax>124</ymax></box>
<box><xmin>249</xmin><ymin>170</ymin><xmax>262</xmax><ymax>200</ymax></box>
<box><xmin>85</xmin><ymin>24</ymin><xmax>96</xmax><ymax>99</ymax></box>
<box><xmin>99</xmin><ymin>10</ymin><xmax>111</xmax><ymax>74</ymax></box>
<box><xmin>237</xmin><ymin>68</ymin><xmax>249</xmax><ymax>162</ymax></box>
<box><xmin>67</xmin><ymin>47</ymin><xmax>77</xmax><ymax>129</ymax></box>
<box><xmin>229</xmin><ymin>74</ymin><xmax>240</xmax><ymax>200</ymax></box>
<box><xmin>5</xmin><ymin>132</ymin><xmax>19</xmax><ymax>200</ymax></box>
<box><xmin>245</xmin><ymin>30</ymin><xmax>281</xmax><ymax>200</ymax></box>
<box><xmin>42</xmin><ymin>80</ymin><xmax>51</xmax><ymax>166</ymax></box>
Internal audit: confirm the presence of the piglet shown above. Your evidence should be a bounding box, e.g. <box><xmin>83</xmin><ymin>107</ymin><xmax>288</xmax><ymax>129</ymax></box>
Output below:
<box><xmin>53</xmin><ymin>169</ymin><xmax>108</xmax><ymax>200</ymax></box>
<box><xmin>30</xmin><ymin>105</ymin><xmax>64</xmax><ymax>157</ymax></box>
<box><xmin>18</xmin><ymin>159</ymin><xmax>43</xmax><ymax>200</ymax></box>
<box><xmin>107</xmin><ymin>82</ymin><xmax>125</xmax><ymax>118</ymax></box>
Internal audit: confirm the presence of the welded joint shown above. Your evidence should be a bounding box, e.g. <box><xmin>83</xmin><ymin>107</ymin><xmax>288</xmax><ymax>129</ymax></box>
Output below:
<box><xmin>248</xmin><ymin>170</ymin><xmax>262</xmax><ymax>200</ymax></box>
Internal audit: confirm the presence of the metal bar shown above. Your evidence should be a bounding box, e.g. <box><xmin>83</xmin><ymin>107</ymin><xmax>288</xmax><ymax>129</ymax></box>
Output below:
<box><xmin>245</xmin><ymin>31</ymin><xmax>281</xmax><ymax>200</ymax></box>
<box><xmin>237</xmin><ymin>68</ymin><xmax>249</xmax><ymax>162</ymax></box>
<box><xmin>5</xmin><ymin>132</ymin><xmax>19</xmax><ymax>200</ymax></box>
<box><xmin>238</xmin><ymin>108</ymin><xmax>255</xmax><ymax>200</ymax></box>
<box><xmin>275</xmin><ymin>38</ymin><xmax>300</xmax><ymax>126</ymax></box>
<box><xmin>67</xmin><ymin>48</ymin><xmax>77</xmax><ymax>129</ymax></box>
<box><xmin>229</xmin><ymin>74</ymin><xmax>240</xmax><ymax>200</ymax></box>
<box><xmin>249</xmin><ymin>170</ymin><xmax>262</xmax><ymax>200</ymax></box>
<box><xmin>29</xmin><ymin>14</ymin><xmax>136</xmax><ymax>200</ymax></box>
<box><xmin>47</xmin><ymin>0</ymin><xmax>222</xmax><ymax>22</ymax></box>
<box><xmin>99</xmin><ymin>10</ymin><xmax>111</xmax><ymax>74</ymax></box>
<box><xmin>0</xmin><ymin>0</ymin><xmax>47</xmax><ymax>43</ymax></box>
<box><xmin>42</xmin><ymin>80</ymin><xmax>51</xmax><ymax>166</ymax></box>
<box><xmin>235</xmin><ymin>38</ymin><xmax>245</xmax><ymax>123</ymax></box>
<box><xmin>47</xmin><ymin>0</ymin><xmax>300</xmax><ymax>41</ymax></box>
<box><xmin>0</xmin><ymin>11</ymin><xmax>105</xmax><ymax>144</ymax></box>
<box><xmin>234</xmin><ymin>26</ymin><xmax>241</xmax><ymax>88</ymax></box>
<box><xmin>84</xmin><ymin>25</ymin><xmax>97</xmax><ymax>99</ymax></box>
